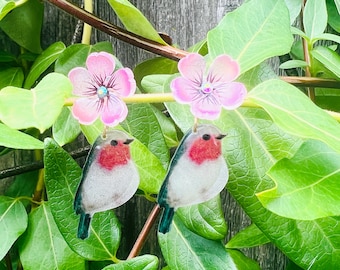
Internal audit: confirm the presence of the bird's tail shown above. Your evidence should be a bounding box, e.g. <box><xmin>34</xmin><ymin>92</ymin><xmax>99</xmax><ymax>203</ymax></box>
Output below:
<box><xmin>158</xmin><ymin>206</ymin><xmax>175</xmax><ymax>234</ymax></box>
<box><xmin>77</xmin><ymin>212</ymin><xmax>91</xmax><ymax>239</ymax></box>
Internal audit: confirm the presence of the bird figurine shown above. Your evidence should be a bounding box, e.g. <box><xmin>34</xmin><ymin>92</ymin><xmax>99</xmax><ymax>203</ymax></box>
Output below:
<box><xmin>157</xmin><ymin>124</ymin><xmax>229</xmax><ymax>234</ymax></box>
<box><xmin>74</xmin><ymin>130</ymin><xmax>140</xmax><ymax>239</ymax></box>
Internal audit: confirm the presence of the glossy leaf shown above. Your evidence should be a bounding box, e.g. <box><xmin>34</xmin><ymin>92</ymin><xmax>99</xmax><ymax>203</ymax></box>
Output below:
<box><xmin>284</xmin><ymin>0</ymin><xmax>301</xmax><ymax>24</ymax></box>
<box><xmin>226</xmin><ymin>223</ymin><xmax>270</xmax><ymax>249</ymax></box>
<box><xmin>44</xmin><ymin>138</ymin><xmax>121</xmax><ymax>261</ymax></box>
<box><xmin>122</xmin><ymin>103</ymin><xmax>169</xmax><ymax>168</ymax></box>
<box><xmin>311</xmin><ymin>46</ymin><xmax>340</xmax><ymax>78</ymax></box>
<box><xmin>248</xmin><ymin>79</ymin><xmax>340</xmax><ymax>153</ymax></box>
<box><xmin>0</xmin><ymin>73</ymin><xmax>72</xmax><ymax>133</ymax></box>
<box><xmin>258</xmin><ymin>140</ymin><xmax>340</xmax><ymax>220</ymax></box>
<box><xmin>0</xmin><ymin>0</ymin><xmax>26</xmax><ymax>20</ymax></box>
<box><xmin>55</xmin><ymin>41</ymin><xmax>114</xmax><ymax>76</ymax></box>
<box><xmin>279</xmin><ymin>60</ymin><xmax>308</xmax><ymax>69</ymax></box>
<box><xmin>176</xmin><ymin>195</ymin><xmax>227</xmax><ymax>240</ymax></box>
<box><xmin>158</xmin><ymin>215</ymin><xmax>260</xmax><ymax>269</ymax></box>
<box><xmin>107</xmin><ymin>0</ymin><xmax>166</xmax><ymax>45</ymax></box>
<box><xmin>0</xmin><ymin>196</ymin><xmax>27</xmax><ymax>260</ymax></box>
<box><xmin>0</xmin><ymin>67</ymin><xmax>24</xmax><ymax>88</ymax></box>
<box><xmin>303</xmin><ymin>0</ymin><xmax>327</xmax><ymax>40</ymax></box>
<box><xmin>24</xmin><ymin>41</ymin><xmax>66</xmax><ymax>89</ymax></box>
<box><xmin>18</xmin><ymin>203</ymin><xmax>84</xmax><ymax>269</ymax></box>
<box><xmin>0</xmin><ymin>0</ymin><xmax>42</xmax><ymax>53</ymax></box>
<box><xmin>102</xmin><ymin>255</ymin><xmax>159</xmax><ymax>270</ymax></box>
<box><xmin>327</xmin><ymin>0</ymin><xmax>340</xmax><ymax>33</ymax></box>
<box><xmin>52</xmin><ymin>107</ymin><xmax>81</xmax><ymax>146</ymax></box>
<box><xmin>208</xmin><ymin>0</ymin><xmax>293</xmax><ymax>73</ymax></box>
<box><xmin>0</xmin><ymin>123</ymin><xmax>43</xmax><ymax>149</ymax></box>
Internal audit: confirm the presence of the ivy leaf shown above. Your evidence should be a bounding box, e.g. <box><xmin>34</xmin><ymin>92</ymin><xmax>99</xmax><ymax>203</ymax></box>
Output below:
<box><xmin>24</xmin><ymin>41</ymin><xmax>66</xmax><ymax>89</ymax></box>
<box><xmin>311</xmin><ymin>46</ymin><xmax>340</xmax><ymax>78</ymax></box>
<box><xmin>258</xmin><ymin>140</ymin><xmax>340</xmax><ymax>220</ymax></box>
<box><xmin>18</xmin><ymin>203</ymin><xmax>85</xmax><ymax>269</ymax></box>
<box><xmin>0</xmin><ymin>196</ymin><xmax>27</xmax><ymax>260</ymax></box>
<box><xmin>0</xmin><ymin>123</ymin><xmax>43</xmax><ymax>149</ymax></box>
<box><xmin>208</xmin><ymin>0</ymin><xmax>293</xmax><ymax>74</ymax></box>
<box><xmin>52</xmin><ymin>107</ymin><xmax>81</xmax><ymax>146</ymax></box>
<box><xmin>303</xmin><ymin>0</ymin><xmax>327</xmax><ymax>41</ymax></box>
<box><xmin>0</xmin><ymin>0</ymin><xmax>42</xmax><ymax>53</ymax></box>
<box><xmin>248</xmin><ymin>79</ymin><xmax>340</xmax><ymax>153</ymax></box>
<box><xmin>176</xmin><ymin>195</ymin><xmax>227</xmax><ymax>240</ymax></box>
<box><xmin>158</xmin><ymin>215</ymin><xmax>260</xmax><ymax>269</ymax></box>
<box><xmin>226</xmin><ymin>223</ymin><xmax>270</xmax><ymax>249</ymax></box>
<box><xmin>0</xmin><ymin>73</ymin><xmax>72</xmax><ymax>133</ymax></box>
<box><xmin>44</xmin><ymin>138</ymin><xmax>121</xmax><ymax>261</ymax></box>
<box><xmin>102</xmin><ymin>255</ymin><xmax>159</xmax><ymax>270</ymax></box>
<box><xmin>0</xmin><ymin>67</ymin><xmax>24</xmax><ymax>88</ymax></box>
<box><xmin>107</xmin><ymin>0</ymin><xmax>167</xmax><ymax>45</ymax></box>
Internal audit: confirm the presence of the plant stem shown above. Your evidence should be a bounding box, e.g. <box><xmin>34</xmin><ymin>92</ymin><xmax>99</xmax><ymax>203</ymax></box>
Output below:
<box><xmin>127</xmin><ymin>204</ymin><xmax>161</xmax><ymax>259</ymax></box>
<box><xmin>46</xmin><ymin>0</ymin><xmax>188</xmax><ymax>61</ymax></box>
<box><xmin>81</xmin><ymin>0</ymin><xmax>93</xmax><ymax>44</ymax></box>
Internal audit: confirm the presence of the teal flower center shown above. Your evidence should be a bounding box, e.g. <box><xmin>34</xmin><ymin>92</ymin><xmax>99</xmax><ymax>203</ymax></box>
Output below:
<box><xmin>201</xmin><ymin>82</ymin><xmax>213</xmax><ymax>94</ymax></box>
<box><xmin>97</xmin><ymin>86</ymin><xmax>109</xmax><ymax>99</ymax></box>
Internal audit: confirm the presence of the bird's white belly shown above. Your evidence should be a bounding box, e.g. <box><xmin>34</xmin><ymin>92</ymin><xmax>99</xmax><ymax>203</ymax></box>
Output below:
<box><xmin>167</xmin><ymin>156</ymin><xmax>227</xmax><ymax>208</ymax></box>
<box><xmin>81</xmin><ymin>160</ymin><xmax>139</xmax><ymax>215</ymax></box>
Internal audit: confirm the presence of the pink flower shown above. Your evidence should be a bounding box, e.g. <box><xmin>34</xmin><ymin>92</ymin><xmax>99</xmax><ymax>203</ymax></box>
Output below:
<box><xmin>171</xmin><ymin>53</ymin><xmax>247</xmax><ymax>120</ymax></box>
<box><xmin>69</xmin><ymin>52</ymin><xmax>136</xmax><ymax>126</ymax></box>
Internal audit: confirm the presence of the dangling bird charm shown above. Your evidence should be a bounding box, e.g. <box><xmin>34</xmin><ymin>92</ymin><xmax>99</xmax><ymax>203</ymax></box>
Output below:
<box><xmin>157</xmin><ymin>124</ymin><xmax>229</xmax><ymax>234</ymax></box>
<box><xmin>74</xmin><ymin>130</ymin><xmax>140</xmax><ymax>239</ymax></box>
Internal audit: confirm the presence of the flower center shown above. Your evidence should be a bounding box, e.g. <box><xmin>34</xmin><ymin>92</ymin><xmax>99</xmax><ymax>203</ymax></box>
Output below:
<box><xmin>97</xmin><ymin>86</ymin><xmax>109</xmax><ymax>99</ymax></box>
<box><xmin>201</xmin><ymin>82</ymin><xmax>213</xmax><ymax>94</ymax></box>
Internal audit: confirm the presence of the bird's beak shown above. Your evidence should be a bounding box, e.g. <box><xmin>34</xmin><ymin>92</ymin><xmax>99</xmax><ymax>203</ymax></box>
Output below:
<box><xmin>124</xmin><ymin>138</ymin><xmax>134</xmax><ymax>145</ymax></box>
<box><xmin>216</xmin><ymin>134</ymin><xmax>227</xmax><ymax>140</ymax></box>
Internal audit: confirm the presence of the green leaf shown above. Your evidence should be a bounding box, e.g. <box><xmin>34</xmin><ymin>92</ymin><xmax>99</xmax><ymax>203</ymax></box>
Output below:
<box><xmin>0</xmin><ymin>123</ymin><xmax>43</xmax><ymax>149</ymax></box>
<box><xmin>314</xmin><ymin>33</ymin><xmax>340</xmax><ymax>44</ymax></box>
<box><xmin>107</xmin><ymin>0</ymin><xmax>166</xmax><ymax>45</ymax></box>
<box><xmin>122</xmin><ymin>103</ymin><xmax>169</xmax><ymax>168</ymax></box>
<box><xmin>248</xmin><ymin>79</ymin><xmax>340</xmax><ymax>153</ymax></box>
<box><xmin>0</xmin><ymin>67</ymin><xmax>24</xmax><ymax>88</ymax></box>
<box><xmin>284</xmin><ymin>0</ymin><xmax>301</xmax><ymax>24</ymax></box>
<box><xmin>5</xmin><ymin>171</ymin><xmax>38</xmax><ymax>200</ymax></box>
<box><xmin>102</xmin><ymin>255</ymin><xmax>159</xmax><ymax>270</ymax></box>
<box><xmin>0</xmin><ymin>196</ymin><xmax>27</xmax><ymax>260</ymax></box>
<box><xmin>303</xmin><ymin>0</ymin><xmax>327</xmax><ymax>40</ymax></box>
<box><xmin>52</xmin><ymin>107</ymin><xmax>81</xmax><ymax>146</ymax></box>
<box><xmin>55</xmin><ymin>42</ymin><xmax>114</xmax><ymax>76</ymax></box>
<box><xmin>0</xmin><ymin>73</ymin><xmax>72</xmax><ymax>133</ymax></box>
<box><xmin>226</xmin><ymin>223</ymin><xmax>270</xmax><ymax>249</ymax></box>
<box><xmin>257</xmin><ymin>140</ymin><xmax>340</xmax><ymax>220</ymax></box>
<box><xmin>176</xmin><ymin>195</ymin><xmax>227</xmax><ymax>240</ymax></box>
<box><xmin>311</xmin><ymin>46</ymin><xmax>340</xmax><ymax>78</ymax></box>
<box><xmin>158</xmin><ymin>215</ymin><xmax>260</xmax><ymax>270</ymax></box>
<box><xmin>0</xmin><ymin>0</ymin><xmax>43</xmax><ymax>53</ymax></box>
<box><xmin>208</xmin><ymin>0</ymin><xmax>293</xmax><ymax>73</ymax></box>
<box><xmin>0</xmin><ymin>0</ymin><xmax>26</xmax><ymax>21</ymax></box>
<box><xmin>24</xmin><ymin>41</ymin><xmax>66</xmax><ymax>89</ymax></box>
<box><xmin>18</xmin><ymin>203</ymin><xmax>85</xmax><ymax>269</ymax></box>
<box><xmin>44</xmin><ymin>138</ymin><xmax>121</xmax><ymax>261</ymax></box>
<box><xmin>327</xmin><ymin>0</ymin><xmax>340</xmax><ymax>33</ymax></box>
<box><xmin>279</xmin><ymin>60</ymin><xmax>308</xmax><ymax>69</ymax></box>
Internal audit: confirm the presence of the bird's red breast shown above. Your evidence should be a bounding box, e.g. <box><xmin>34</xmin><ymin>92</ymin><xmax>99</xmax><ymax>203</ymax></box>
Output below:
<box><xmin>188</xmin><ymin>137</ymin><xmax>222</xmax><ymax>165</ymax></box>
<box><xmin>97</xmin><ymin>142</ymin><xmax>131</xmax><ymax>170</ymax></box>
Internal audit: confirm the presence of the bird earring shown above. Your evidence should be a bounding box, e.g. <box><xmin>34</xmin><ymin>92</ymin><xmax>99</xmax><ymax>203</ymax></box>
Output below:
<box><xmin>157</xmin><ymin>124</ymin><xmax>229</xmax><ymax>234</ymax></box>
<box><xmin>74</xmin><ymin>130</ymin><xmax>140</xmax><ymax>239</ymax></box>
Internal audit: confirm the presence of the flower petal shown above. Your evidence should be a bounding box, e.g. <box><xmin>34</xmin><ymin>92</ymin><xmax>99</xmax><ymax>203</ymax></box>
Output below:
<box><xmin>207</xmin><ymin>55</ymin><xmax>240</xmax><ymax>83</ymax></box>
<box><xmin>68</xmin><ymin>67</ymin><xmax>95</xmax><ymax>96</ymax></box>
<box><xmin>106</xmin><ymin>68</ymin><xmax>136</xmax><ymax>97</ymax></box>
<box><xmin>171</xmin><ymin>77</ymin><xmax>199</xmax><ymax>103</ymax></box>
<box><xmin>72</xmin><ymin>97</ymin><xmax>100</xmax><ymax>125</ymax></box>
<box><xmin>101</xmin><ymin>95</ymin><xmax>128</xmax><ymax>126</ymax></box>
<box><xmin>191</xmin><ymin>98</ymin><xmax>221</xmax><ymax>120</ymax></box>
<box><xmin>178</xmin><ymin>53</ymin><xmax>206</xmax><ymax>83</ymax></box>
<box><xmin>86</xmin><ymin>52</ymin><xmax>115</xmax><ymax>82</ymax></box>
<box><xmin>217</xmin><ymin>82</ymin><xmax>247</xmax><ymax>110</ymax></box>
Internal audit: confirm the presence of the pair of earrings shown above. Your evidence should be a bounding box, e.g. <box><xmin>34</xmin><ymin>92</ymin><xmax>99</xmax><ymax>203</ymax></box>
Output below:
<box><xmin>74</xmin><ymin>124</ymin><xmax>229</xmax><ymax>239</ymax></box>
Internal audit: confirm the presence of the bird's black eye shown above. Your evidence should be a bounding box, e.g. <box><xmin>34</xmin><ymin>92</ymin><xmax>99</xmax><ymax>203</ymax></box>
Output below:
<box><xmin>202</xmin><ymin>134</ymin><xmax>211</xmax><ymax>141</ymax></box>
<box><xmin>110</xmin><ymin>140</ymin><xmax>118</xmax><ymax>146</ymax></box>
